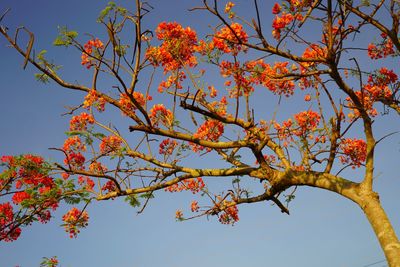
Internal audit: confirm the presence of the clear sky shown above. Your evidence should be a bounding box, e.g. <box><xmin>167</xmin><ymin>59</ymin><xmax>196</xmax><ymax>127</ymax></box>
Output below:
<box><xmin>0</xmin><ymin>1</ymin><xmax>399</xmax><ymax>267</ymax></box>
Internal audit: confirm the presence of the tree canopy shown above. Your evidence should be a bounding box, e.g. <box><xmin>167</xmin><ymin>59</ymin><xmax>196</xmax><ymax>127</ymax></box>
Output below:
<box><xmin>1</xmin><ymin>0</ymin><xmax>400</xmax><ymax>266</ymax></box>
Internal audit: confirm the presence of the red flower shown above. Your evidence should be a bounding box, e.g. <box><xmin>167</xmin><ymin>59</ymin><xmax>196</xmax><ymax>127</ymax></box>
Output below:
<box><xmin>159</xmin><ymin>138</ymin><xmax>178</xmax><ymax>155</ymax></box>
<box><xmin>272</xmin><ymin>3</ymin><xmax>281</xmax><ymax>14</ymax></box>
<box><xmin>12</xmin><ymin>191</ymin><xmax>31</xmax><ymax>204</ymax></box>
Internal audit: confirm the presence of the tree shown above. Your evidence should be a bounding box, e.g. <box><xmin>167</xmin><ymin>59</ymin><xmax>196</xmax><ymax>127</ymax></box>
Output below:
<box><xmin>1</xmin><ymin>0</ymin><xmax>400</xmax><ymax>266</ymax></box>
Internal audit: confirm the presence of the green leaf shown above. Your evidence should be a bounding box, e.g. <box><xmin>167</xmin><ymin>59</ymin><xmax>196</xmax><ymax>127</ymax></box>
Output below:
<box><xmin>140</xmin><ymin>192</ymin><xmax>155</xmax><ymax>199</ymax></box>
<box><xmin>125</xmin><ymin>194</ymin><xmax>140</xmax><ymax>208</ymax></box>
<box><xmin>53</xmin><ymin>26</ymin><xmax>78</xmax><ymax>47</ymax></box>
<box><xmin>34</xmin><ymin>73</ymin><xmax>50</xmax><ymax>84</ymax></box>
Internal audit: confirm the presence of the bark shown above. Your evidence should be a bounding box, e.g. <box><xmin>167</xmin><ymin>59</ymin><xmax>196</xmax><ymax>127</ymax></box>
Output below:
<box><xmin>358</xmin><ymin>191</ymin><xmax>400</xmax><ymax>267</ymax></box>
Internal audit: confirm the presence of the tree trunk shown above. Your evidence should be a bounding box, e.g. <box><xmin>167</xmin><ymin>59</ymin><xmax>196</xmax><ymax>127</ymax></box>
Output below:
<box><xmin>360</xmin><ymin>192</ymin><xmax>400</xmax><ymax>267</ymax></box>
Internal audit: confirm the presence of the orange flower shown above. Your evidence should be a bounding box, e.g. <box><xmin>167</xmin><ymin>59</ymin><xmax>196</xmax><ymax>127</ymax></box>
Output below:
<box><xmin>165</xmin><ymin>178</ymin><xmax>205</xmax><ymax>194</ymax></box>
<box><xmin>83</xmin><ymin>90</ymin><xmax>106</xmax><ymax>112</ymax></box>
<box><xmin>146</xmin><ymin>22</ymin><xmax>198</xmax><ymax>72</ymax></box>
<box><xmin>62</xmin><ymin>207</ymin><xmax>89</xmax><ymax>238</ymax></box>
<box><xmin>149</xmin><ymin>104</ymin><xmax>174</xmax><ymax>127</ymax></box>
<box><xmin>175</xmin><ymin>209</ymin><xmax>184</xmax><ymax>220</ymax></box>
<box><xmin>339</xmin><ymin>138</ymin><xmax>367</xmax><ymax>168</ymax></box>
<box><xmin>213</xmin><ymin>23</ymin><xmax>248</xmax><ymax>55</ymax></box>
<box><xmin>81</xmin><ymin>38</ymin><xmax>104</xmax><ymax>69</ymax></box>
<box><xmin>293</xmin><ymin>110</ymin><xmax>320</xmax><ymax>136</ymax></box>
<box><xmin>190</xmin><ymin>201</ymin><xmax>199</xmax><ymax>212</ymax></box>
<box><xmin>99</xmin><ymin>135</ymin><xmax>123</xmax><ymax>154</ymax></box>
<box><xmin>224</xmin><ymin>2</ymin><xmax>235</xmax><ymax>13</ymax></box>
<box><xmin>69</xmin><ymin>113</ymin><xmax>95</xmax><ymax>131</ymax></box>
<box><xmin>190</xmin><ymin>120</ymin><xmax>224</xmax><ymax>152</ymax></box>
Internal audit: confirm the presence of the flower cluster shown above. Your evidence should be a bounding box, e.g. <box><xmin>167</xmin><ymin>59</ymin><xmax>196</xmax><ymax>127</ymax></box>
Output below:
<box><xmin>190</xmin><ymin>200</ymin><xmax>199</xmax><ymax>212</ymax></box>
<box><xmin>83</xmin><ymin>90</ymin><xmax>106</xmax><ymax>112</ymax></box>
<box><xmin>217</xmin><ymin>200</ymin><xmax>239</xmax><ymax>225</ymax></box>
<box><xmin>63</xmin><ymin>136</ymin><xmax>86</xmax><ymax>153</ymax></box>
<box><xmin>175</xmin><ymin>209</ymin><xmax>184</xmax><ymax>220</ymax></box>
<box><xmin>157</xmin><ymin>71</ymin><xmax>186</xmax><ymax>93</ymax></box>
<box><xmin>0</xmin><ymin>202</ymin><xmax>21</xmax><ymax>242</ymax></box>
<box><xmin>69</xmin><ymin>113</ymin><xmax>95</xmax><ymax>131</ymax></box>
<box><xmin>364</xmin><ymin>68</ymin><xmax>397</xmax><ymax>99</ymax></box>
<box><xmin>64</xmin><ymin>152</ymin><xmax>85</xmax><ymax>169</ymax></box>
<box><xmin>272</xmin><ymin>12</ymin><xmax>295</xmax><ymax>39</ymax></box>
<box><xmin>99</xmin><ymin>135</ymin><xmax>123</xmax><ymax>155</ymax></box>
<box><xmin>0</xmin><ymin>155</ymin><xmax>62</xmax><ymax>241</ymax></box>
<box><xmin>213</xmin><ymin>23</ymin><xmax>248</xmax><ymax>55</ymax></box>
<box><xmin>62</xmin><ymin>207</ymin><xmax>89</xmax><ymax>238</ymax></box>
<box><xmin>256</xmin><ymin>61</ymin><xmax>296</xmax><ymax>96</ymax></box>
<box><xmin>224</xmin><ymin>2</ymin><xmax>235</xmax><ymax>18</ymax></box>
<box><xmin>346</xmin><ymin>68</ymin><xmax>398</xmax><ymax>119</ymax></box>
<box><xmin>119</xmin><ymin>92</ymin><xmax>152</xmax><ymax>116</ymax></box>
<box><xmin>301</xmin><ymin>44</ymin><xmax>328</xmax><ymax>69</ymax></box>
<box><xmin>149</xmin><ymin>104</ymin><xmax>174</xmax><ymax>127</ymax></box>
<box><xmin>40</xmin><ymin>256</ymin><xmax>59</xmax><ymax>267</ymax></box>
<box><xmin>165</xmin><ymin>178</ymin><xmax>205</xmax><ymax>194</ymax></box>
<box><xmin>190</xmin><ymin>120</ymin><xmax>224</xmax><ymax>152</ymax></box>
<box><xmin>146</xmin><ymin>22</ymin><xmax>198</xmax><ymax>72</ymax></box>
<box><xmin>293</xmin><ymin>110</ymin><xmax>321</xmax><ymax>136</ymax></box>
<box><xmin>220</xmin><ymin>61</ymin><xmax>254</xmax><ymax>97</ymax></box>
<box><xmin>368</xmin><ymin>33</ymin><xmax>395</xmax><ymax>60</ymax></box>
<box><xmin>77</xmin><ymin>176</ymin><xmax>95</xmax><ymax>191</ymax></box>
<box><xmin>81</xmin><ymin>38</ymin><xmax>104</xmax><ymax>69</ymax></box>
<box><xmin>101</xmin><ymin>180</ymin><xmax>117</xmax><ymax>193</ymax></box>
<box><xmin>339</xmin><ymin>138</ymin><xmax>367</xmax><ymax>168</ymax></box>
<box><xmin>273</xmin><ymin>119</ymin><xmax>294</xmax><ymax>146</ymax></box>
<box><xmin>89</xmin><ymin>162</ymin><xmax>107</xmax><ymax>175</ymax></box>
<box><xmin>159</xmin><ymin>138</ymin><xmax>178</xmax><ymax>156</ymax></box>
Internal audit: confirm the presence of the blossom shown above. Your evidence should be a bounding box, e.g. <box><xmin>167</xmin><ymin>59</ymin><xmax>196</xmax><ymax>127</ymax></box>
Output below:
<box><xmin>63</xmin><ymin>136</ymin><xmax>86</xmax><ymax>152</ymax></box>
<box><xmin>0</xmin><ymin>202</ymin><xmax>21</xmax><ymax>242</ymax></box>
<box><xmin>190</xmin><ymin>201</ymin><xmax>199</xmax><ymax>212</ymax></box>
<box><xmin>78</xmin><ymin>176</ymin><xmax>95</xmax><ymax>191</ymax></box>
<box><xmin>339</xmin><ymin>138</ymin><xmax>367</xmax><ymax>168</ymax></box>
<box><xmin>101</xmin><ymin>180</ymin><xmax>117</xmax><ymax>193</ymax></box>
<box><xmin>224</xmin><ymin>2</ymin><xmax>235</xmax><ymax>13</ymax></box>
<box><xmin>89</xmin><ymin>162</ymin><xmax>107</xmax><ymax>174</ymax></box>
<box><xmin>159</xmin><ymin>138</ymin><xmax>178</xmax><ymax>156</ymax></box>
<box><xmin>99</xmin><ymin>135</ymin><xmax>123</xmax><ymax>154</ymax></box>
<box><xmin>146</xmin><ymin>22</ymin><xmax>198</xmax><ymax>72</ymax></box>
<box><xmin>190</xmin><ymin>120</ymin><xmax>224</xmax><ymax>152</ymax></box>
<box><xmin>293</xmin><ymin>110</ymin><xmax>320</xmax><ymax>136</ymax></box>
<box><xmin>64</xmin><ymin>152</ymin><xmax>85</xmax><ymax>168</ymax></box>
<box><xmin>69</xmin><ymin>113</ymin><xmax>95</xmax><ymax>131</ymax></box>
<box><xmin>83</xmin><ymin>90</ymin><xmax>106</xmax><ymax>112</ymax></box>
<box><xmin>368</xmin><ymin>36</ymin><xmax>395</xmax><ymax>60</ymax></box>
<box><xmin>81</xmin><ymin>38</ymin><xmax>104</xmax><ymax>69</ymax></box>
<box><xmin>213</xmin><ymin>23</ymin><xmax>248</xmax><ymax>55</ymax></box>
<box><xmin>149</xmin><ymin>104</ymin><xmax>174</xmax><ymax>127</ymax></box>
<box><xmin>272</xmin><ymin>3</ymin><xmax>281</xmax><ymax>14</ymax></box>
<box><xmin>62</xmin><ymin>207</ymin><xmax>89</xmax><ymax>238</ymax></box>
<box><xmin>218</xmin><ymin>200</ymin><xmax>239</xmax><ymax>225</ymax></box>
<box><xmin>165</xmin><ymin>178</ymin><xmax>205</xmax><ymax>194</ymax></box>
<box><xmin>175</xmin><ymin>209</ymin><xmax>183</xmax><ymax>220</ymax></box>
<box><xmin>119</xmin><ymin>92</ymin><xmax>151</xmax><ymax>116</ymax></box>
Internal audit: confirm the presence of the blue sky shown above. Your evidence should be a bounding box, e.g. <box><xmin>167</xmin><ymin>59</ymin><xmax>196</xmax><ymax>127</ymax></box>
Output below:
<box><xmin>0</xmin><ymin>1</ymin><xmax>399</xmax><ymax>267</ymax></box>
